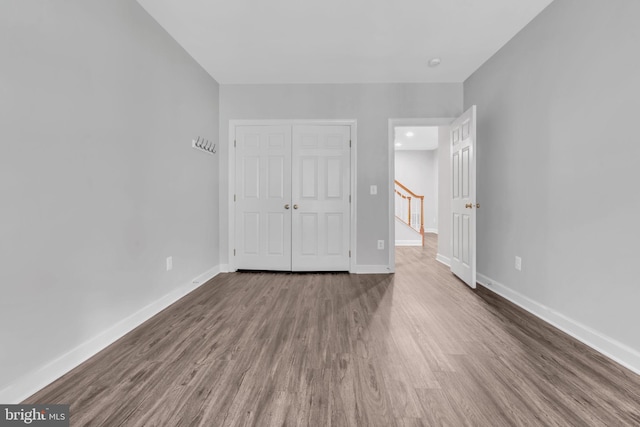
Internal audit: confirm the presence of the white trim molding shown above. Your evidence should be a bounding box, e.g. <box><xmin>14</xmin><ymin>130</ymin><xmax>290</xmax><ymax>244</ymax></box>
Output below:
<box><xmin>477</xmin><ymin>273</ymin><xmax>640</xmax><ymax>376</ymax></box>
<box><xmin>436</xmin><ymin>254</ymin><xmax>451</xmax><ymax>267</ymax></box>
<box><xmin>353</xmin><ymin>265</ymin><xmax>393</xmax><ymax>274</ymax></box>
<box><xmin>388</xmin><ymin>118</ymin><xmax>454</xmax><ymax>274</ymax></box>
<box><xmin>0</xmin><ymin>266</ymin><xmax>223</xmax><ymax>404</ymax></box>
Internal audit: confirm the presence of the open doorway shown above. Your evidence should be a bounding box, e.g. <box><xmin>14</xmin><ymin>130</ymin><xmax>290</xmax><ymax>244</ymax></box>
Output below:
<box><xmin>388</xmin><ymin>118</ymin><xmax>454</xmax><ymax>272</ymax></box>
<box><xmin>394</xmin><ymin>126</ymin><xmax>439</xmax><ymax>246</ymax></box>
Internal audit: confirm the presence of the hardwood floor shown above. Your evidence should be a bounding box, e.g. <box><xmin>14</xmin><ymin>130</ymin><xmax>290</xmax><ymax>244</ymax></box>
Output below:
<box><xmin>26</xmin><ymin>234</ymin><xmax>640</xmax><ymax>426</ymax></box>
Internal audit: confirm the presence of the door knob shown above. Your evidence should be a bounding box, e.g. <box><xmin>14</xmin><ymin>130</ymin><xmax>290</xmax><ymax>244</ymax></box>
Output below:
<box><xmin>465</xmin><ymin>203</ymin><xmax>473</xmax><ymax>209</ymax></box>
<box><xmin>284</xmin><ymin>204</ymin><xmax>290</xmax><ymax>209</ymax></box>
<box><xmin>293</xmin><ymin>204</ymin><xmax>299</xmax><ymax>209</ymax></box>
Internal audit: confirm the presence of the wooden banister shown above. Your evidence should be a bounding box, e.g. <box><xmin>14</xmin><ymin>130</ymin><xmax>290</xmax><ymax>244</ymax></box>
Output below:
<box><xmin>394</xmin><ymin>180</ymin><xmax>423</xmax><ymax>199</ymax></box>
<box><xmin>394</xmin><ymin>189</ymin><xmax>408</xmax><ymax>199</ymax></box>
<box><xmin>420</xmin><ymin>200</ymin><xmax>424</xmax><ymax>247</ymax></box>
<box><xmin>394</xmin><ymin>180</ymin><xmax>425</xmax><ymax>246</ymax></box>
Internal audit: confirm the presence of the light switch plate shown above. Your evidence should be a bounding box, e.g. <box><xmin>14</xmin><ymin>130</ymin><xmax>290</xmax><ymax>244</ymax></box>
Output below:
<box><xmin>370</xmin><ymin>185</ymin><xmax>377</xmax><ymax>195</ymax></box>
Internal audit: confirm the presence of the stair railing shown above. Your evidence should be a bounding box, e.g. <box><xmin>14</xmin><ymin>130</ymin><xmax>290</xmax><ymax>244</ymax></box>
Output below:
<box><xmin>394</xmin><ymin>180</ymin><xmax>425</xmax><ymax>246</ymax></box>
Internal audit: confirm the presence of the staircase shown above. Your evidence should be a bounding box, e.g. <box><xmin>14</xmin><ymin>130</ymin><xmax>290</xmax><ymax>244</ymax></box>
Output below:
<box><xmin>394</xmin><ymin>180</ymin><xmax>424</xmax><ymax>246</ymax></box>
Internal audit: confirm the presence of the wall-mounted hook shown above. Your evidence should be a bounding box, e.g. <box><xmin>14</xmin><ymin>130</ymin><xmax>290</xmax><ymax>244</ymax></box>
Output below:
<box><xmin>192</xmin><ymin>136</ymin><xmax>216</xmax><ymax>155</ymax></box>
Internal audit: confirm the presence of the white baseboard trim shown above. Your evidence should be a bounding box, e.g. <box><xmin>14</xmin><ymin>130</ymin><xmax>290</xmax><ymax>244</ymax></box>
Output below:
<box><xmin>395</xmin><ymin>240</ymin><xmax>422</xmax><ymax>247</ymax></box>
<box><xmin>352</xmin><ymin>265</ymin><xmax>393</xmax><ymax>274</ymax></box>
<box><xmin>436</xmin><ymin>254</ymin><xmax>451</xmax><ymax>267</ymax></box>
<box><xmin>219</xmin><ymin>264</ymin><xmax>231</xmax><ymax>273</ymax></box>
<box><xmin>425</xmin><ymin>228</ymin><xmax>438</xmax><ymax>234</ymax></box>
<box><xmin>477</xmin><ymin>273</ymin><xmax>640</xmax><ymax>376</ymax></box>
<box><xmin>0</xmin><ymin>265</ymin><xmax>222</xmax><ymax>404</ymax></box>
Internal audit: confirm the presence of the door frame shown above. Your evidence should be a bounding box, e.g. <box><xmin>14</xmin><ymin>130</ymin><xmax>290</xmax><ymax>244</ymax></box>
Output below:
<box><xmin>228</xmin><ymin>119</ymin><xmax>358</xmax><ymax>272</ymax></box>
<box><xmin>387</xmin><ymin>117</ymin><xmax>455</xmax><ymax>272</ymax></box>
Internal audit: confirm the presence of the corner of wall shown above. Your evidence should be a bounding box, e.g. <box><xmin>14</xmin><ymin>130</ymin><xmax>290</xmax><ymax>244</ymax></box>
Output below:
<box><xmin>0</xmin><ymin>266</ymin><xmax>223</xmax><ymax>404</ymax></box>
<box><xmin>477</xmin><ymin>274</ymin><xmax>640</xmax><ymax>376</ymax></box>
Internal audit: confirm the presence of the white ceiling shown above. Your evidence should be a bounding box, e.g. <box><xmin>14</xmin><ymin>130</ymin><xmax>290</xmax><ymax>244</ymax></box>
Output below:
<box><xmin>136</xmin><ymin>0</ymin><xmax>554</xmax><ymax>84</ymax></box>
<box><xmin>394</xmin><ymin>126</ymin><xmax>439</xmax><ymax>151</ymax></box>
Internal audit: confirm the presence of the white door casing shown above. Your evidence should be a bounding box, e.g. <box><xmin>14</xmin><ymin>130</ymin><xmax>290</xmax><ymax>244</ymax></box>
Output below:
<box><xmin>291</xmin><ymin>125</ymin><xmax>351</xmax><ymax>271</ymax></box>
<box><xmin>450</xmin><ymin>106</ymin><xmax>477</xmax><ymax>288</ymax></box>
<box><xmin>232</xmin><ymin>122</ymin><xmax>353</xmax><ymax>272</ymax></box>
<box><xmin>235</xmin><ymin>125</ymin><xmax>292</xmax><ymax>271</ymax></box>
<box><xmin>387</xmin><ymin>118</ymin><xmax>456</xmax><ymax>272</ymax></box>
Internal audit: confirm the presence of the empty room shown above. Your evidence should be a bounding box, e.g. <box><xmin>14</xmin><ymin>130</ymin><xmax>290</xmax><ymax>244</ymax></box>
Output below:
<box><xmin>2</xmin><ymin>0</ymin><xmax>639</xmax><ymax>425</ymax></box>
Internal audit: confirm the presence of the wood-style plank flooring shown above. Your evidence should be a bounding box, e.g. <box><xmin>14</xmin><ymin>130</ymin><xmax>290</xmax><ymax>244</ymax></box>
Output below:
<box><xmin>26</xmin><ymin>234</ymin><xmax>640</xmax><ymax>426</ymax></box>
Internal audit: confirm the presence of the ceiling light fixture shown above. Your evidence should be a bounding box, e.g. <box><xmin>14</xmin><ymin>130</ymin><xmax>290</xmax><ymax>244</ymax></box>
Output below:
<box><xmin>406</xmin><ymin>132</ymin><xmax>414</xmax><ymax>137</ymax></box>
<box><xmin>428</xmin><ymin>58</ymin><xmax>441</xmax><ymax>68</ymax></box>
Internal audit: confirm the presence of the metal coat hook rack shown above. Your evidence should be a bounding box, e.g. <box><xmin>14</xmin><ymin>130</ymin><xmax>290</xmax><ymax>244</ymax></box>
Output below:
<box><xmin>192</xmin><ymin>136</ymin><xmax>216</xmax><ymax>155</ymax></box>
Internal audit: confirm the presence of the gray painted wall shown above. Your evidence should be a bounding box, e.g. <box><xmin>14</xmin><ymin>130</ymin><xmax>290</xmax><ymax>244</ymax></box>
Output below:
<box><xmin>219</xmin><ymin>83</ymin><xmax>462</xmax><ymax>267</ymax></box>
<box><xmin>0</xmin><ymin>0</ymin><xmax>219</xmax><ymax>391</ymax></box>
<box><xmin>395</xmin><ymin>149</ymin><xmax>439</xmax><ymax>232</ymax></box>
<box><xmin>465</xmin><ymin>0</ymin><xmax>640</xmax><ymax>351</ymax></box>
<box><xmin>395</xmin><ymin>219</ymin><xmax>423</xmax><ymax>243</ymax></box>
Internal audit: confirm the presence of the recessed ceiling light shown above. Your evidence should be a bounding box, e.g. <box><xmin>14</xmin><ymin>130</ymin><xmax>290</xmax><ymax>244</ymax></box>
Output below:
<box><xmin>395</xmin><ymin>142</ymin><xmax>402</xmax><ymax>147</ymax></box>
<box><xmin>406</xmin><ymin>132</ymin><xmax>414</xmax><ymax>137</ymax></box>
<box><xmin>428</xmin><ymin>58</ymin><xmax>441</xmax><ymax>68</ymax></box>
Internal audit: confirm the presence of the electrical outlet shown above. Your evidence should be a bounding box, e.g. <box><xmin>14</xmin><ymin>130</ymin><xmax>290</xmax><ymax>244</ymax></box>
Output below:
<box><xmin>515</xmin><ymin>256</ymin><xmax>522</xmax><ymax>271</ymax></box>
<box><xmin>166</xmin><ymin>256</ymin><xmax>173</xmax><ymax>271</ymax></box>
<box><xmin>377</xmin><ymin>240</ymin><xmax>385</xmax><ymax>250</ymax></box>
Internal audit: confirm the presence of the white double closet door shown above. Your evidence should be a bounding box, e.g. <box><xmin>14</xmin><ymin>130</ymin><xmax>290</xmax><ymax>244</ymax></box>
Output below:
<box><xmin>234</xmin><ymin>124</ymin><xmax>351</xmax><ymax>272</ymax></box>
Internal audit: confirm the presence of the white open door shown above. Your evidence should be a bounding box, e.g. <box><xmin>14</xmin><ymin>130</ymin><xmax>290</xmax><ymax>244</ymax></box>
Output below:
<box><xmin>235</xmin><ymin>125</ymin><xmax>292</xmax><ymax>271</ymax></box>
<box><xmin>450</xmin><ymin>106</ymin><xmax>477</xmax><ymax>288</ymax></box>
<box><xmin>291</xmin><ymin>125</ymin><xmax>351</xmax><ymax>271</ymax></box>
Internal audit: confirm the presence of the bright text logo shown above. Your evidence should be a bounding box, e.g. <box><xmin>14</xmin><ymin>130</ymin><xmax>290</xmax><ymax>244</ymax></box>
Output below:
<box><xmin>0</xmin><ymin>405</ymin><xmax>69</xmax><ymax>427</ymax></box>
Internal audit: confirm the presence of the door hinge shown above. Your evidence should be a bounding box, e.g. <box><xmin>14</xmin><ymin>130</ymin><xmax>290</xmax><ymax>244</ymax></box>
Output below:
<box><xmin>233</xmin><ymin>249</ymin><xmax>236</xmax><ymax>256</ymax></box>
<box><xmin>349</xmin><ymin>140</ymin><xmax>352</xmax><ymax>147</ymax></box>
<box><xmin>349</xmin><ymin>250</ymin><xmax>351</xmax><ymax>258</ymax></box>
<box><xmin>349</xmin><ymin>195</ymin><xmax>351</xmax><ymax>203</ymax></box>
<box><xmin>234</xmin><ymin>194</ymin><xmax>236</xmax><ymax>202</ymax></box>
<box><xmin>234</xmin><ymin>139</ymin><xmax>237</xmax><ymax>148</ymax></box>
